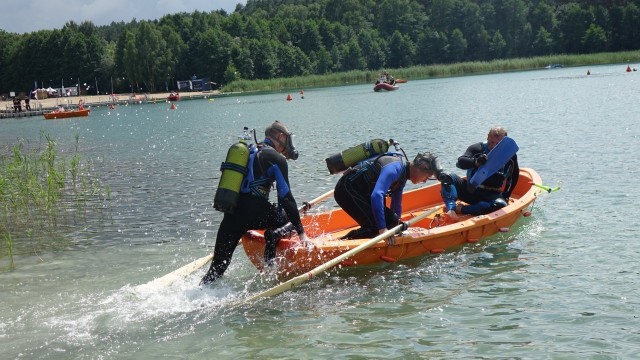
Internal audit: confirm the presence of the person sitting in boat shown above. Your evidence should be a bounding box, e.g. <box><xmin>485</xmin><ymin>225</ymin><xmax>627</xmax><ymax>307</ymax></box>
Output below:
<box><xmin>201</xmin><ymin>121</ymin><xmax>309</xmax><ymax>285</ymax></box>
<box><xmin>386</xmin><ymin>74</ymin><xmax>396</xmax><ymax>85</ymax></box>
<box><xmin>57</xmin><ymin>105</ymin><xmax>65</xmax><ymax>112</ymax></box>
<box><xmin>376</xmin><ymin>72</ymin><xmax>387</xmax><ymax>85</ymax></box>
<box><xmin>78</xmin><ymin>99</ymin><xmax>84</xmax><ymax>110</ymax></box>
<box><xmin>335</xmin><ymin>151</ymin><xmax>440</xmax><ymax>240</ymax></box>
<box><xmin>439</xmin><ymin>126</ymin><xmax>519</xmax><ymax>219</ymax></box>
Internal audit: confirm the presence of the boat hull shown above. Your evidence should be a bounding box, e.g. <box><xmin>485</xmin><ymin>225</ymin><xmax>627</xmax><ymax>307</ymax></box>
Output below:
<box><xmin>167</xmin><ymin>95</ymin><xmax>180</xmax><ymax>101</ymax></box>
<box><xmin>43</xmin><ymin>109</ymin><xmax>90</xmax><ymax>120</ymax></box>
<box><xmin>373</xmin><ymin>82</ymin><xmax>399</xmax><ymax>92</ymax></box>
<box><xmin>242</xmin><ymin>168</ymin><xmax>542</xmax><ymax>279</ymax></box>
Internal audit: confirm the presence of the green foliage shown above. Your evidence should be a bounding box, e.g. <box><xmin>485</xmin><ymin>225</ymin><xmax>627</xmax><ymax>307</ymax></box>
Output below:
<box><xmin>0</xmin><ymin>134</ymin><xmax>110</xmax><ymax>271</ymax></box>
<box><xmin>221</xmin><ymin>50</ymin><xmax>640</xmax><ymax>93</ymax></box>
<box><xmin>1</xmin><ymin>0</ymin><xmax>640</xmax><ymax>94</ymax></box>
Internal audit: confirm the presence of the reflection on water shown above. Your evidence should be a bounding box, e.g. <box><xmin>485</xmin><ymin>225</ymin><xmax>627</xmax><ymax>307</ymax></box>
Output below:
<box><xmin>1</xmin><ymin>64</ymin><xmax>640</xmax><ymax>358</ymax></box>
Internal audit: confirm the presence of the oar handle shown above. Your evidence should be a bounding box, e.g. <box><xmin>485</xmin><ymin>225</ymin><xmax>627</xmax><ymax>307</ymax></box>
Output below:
<box><xmin>245</xmin><ymin>205</ymin><xmax>443</xmax><ymax>302</ymax></box>
<box><xmin>299</xmin><ymin>189</ymin><xmax>334</xmax><ymax>212</ymax></box>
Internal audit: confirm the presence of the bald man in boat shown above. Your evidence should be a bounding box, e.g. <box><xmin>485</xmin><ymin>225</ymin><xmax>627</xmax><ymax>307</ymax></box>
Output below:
<box><xmin>334</xmin><ymin>151</ymin><xmax>440</xmax><ymax>240</ymax></box>
<box><xmin>440</xmin><ymin>126</ymin><xmax>519</xmax><ymax>219</ymax></box>
<box><xmin>201</xmin><ymin>121</ymin><xmax>308</xmax><ymax>285</ymax></box>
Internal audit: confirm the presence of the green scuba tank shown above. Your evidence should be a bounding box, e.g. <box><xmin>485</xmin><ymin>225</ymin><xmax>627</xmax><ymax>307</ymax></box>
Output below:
<box><xmin>214</xmin><ymin>141</ymin><xmax>250</xmax><ymax>213</ymax></box>
<box><xmin>325</xmin><ymin>138</ymin><xmax>390</xmax><ymax>174</ymax></box>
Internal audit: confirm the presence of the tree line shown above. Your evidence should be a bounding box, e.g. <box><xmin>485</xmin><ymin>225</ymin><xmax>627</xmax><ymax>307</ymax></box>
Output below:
<box><xmin>1</xmin><ymin>0</ymin><xmax>639</xmax><ymax>96</ymax></box>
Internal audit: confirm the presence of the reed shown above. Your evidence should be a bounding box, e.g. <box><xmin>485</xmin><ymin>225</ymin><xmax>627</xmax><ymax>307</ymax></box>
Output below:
<box><xmin>221</xmin><ymin>50</ymin><xmax>640</xmax><ymax>93</ymax></box>
<box><xmin>0</xmin><ymin>133</ymin><xmax>109</xmax><ymax>271</ymax></box>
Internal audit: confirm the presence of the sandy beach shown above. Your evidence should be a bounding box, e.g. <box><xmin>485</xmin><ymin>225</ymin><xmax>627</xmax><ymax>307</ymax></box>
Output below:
<box><xmin>3</xmin><ymin>91</ymin><xmax>217</xmax><ymax>113</ymax></box>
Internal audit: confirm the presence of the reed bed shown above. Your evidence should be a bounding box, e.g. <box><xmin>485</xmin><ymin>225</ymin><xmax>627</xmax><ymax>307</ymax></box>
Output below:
<box><xmin>222</xmin><ymin>51</ymin><xmax>640</xmax><ymax>93</ymax></box>
<box><xmin>0</xmin><ymin>133</ymin><xmax>110</xmax><ymax>271</ymax></box>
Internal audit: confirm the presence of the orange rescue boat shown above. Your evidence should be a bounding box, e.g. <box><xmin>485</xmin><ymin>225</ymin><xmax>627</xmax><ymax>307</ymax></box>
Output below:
<box><xmin>242</xmin><ymin>168</ymin><xmax>543</xmax><ymax>279</ymax></box>
<box><xmin>43</xmin><ymin>108</ymin><xmax>90</xmax><ymax>120</ymax></box>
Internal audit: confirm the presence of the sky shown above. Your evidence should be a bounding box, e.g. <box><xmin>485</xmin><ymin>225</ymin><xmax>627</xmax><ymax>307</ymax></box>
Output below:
<box><xmin>0</xmin><ymin>0</ymin><xmax>247</xmax><ymax>34</ymax></box>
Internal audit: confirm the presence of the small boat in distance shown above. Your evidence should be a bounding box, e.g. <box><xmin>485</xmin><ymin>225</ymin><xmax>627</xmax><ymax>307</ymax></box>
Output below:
<box><xmin>167</xmin><ymin>92</ymin><xmax>180</xmax><ymax>101</ymax></box>
<box><xmin>545</xmin><ymin>64</ymin><xmax>563</xmax><ymax>69</ymax></box>
<box><xmin>43</xmin><ymin>108</ymin><xmax>90</xmax><ymax>120</ymax></box>
<box><xmin>373</xmin><ymin>82</ymin><xmax>399</xmax><ymax>92</ymax></box>
<box><xmin>242</xmin><ymin>168</ymin><xmax>544</xmax><ymax>280</ymax></box>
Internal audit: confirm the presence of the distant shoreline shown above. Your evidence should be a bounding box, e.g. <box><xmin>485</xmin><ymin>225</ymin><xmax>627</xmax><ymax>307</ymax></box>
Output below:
<box><xmin>0</xmin><ymin>91</ymin><xmax>225</xmax><ymax>119</ymax></box>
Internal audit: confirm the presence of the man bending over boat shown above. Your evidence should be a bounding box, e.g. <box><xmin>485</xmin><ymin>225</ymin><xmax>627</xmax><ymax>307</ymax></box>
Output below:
<box><xmin>201</xmin><ymin>121</ymin><xmax>309</xmax><ymax>285</ymax></box>
<box><xmin>335</xmin><ymin>151</ymin><xmax>440</xmax><ymax>240</ymax></box>
<box><xmin>440</xmin><ymin>126</ymin><xmax>519</xmax><ymax>219</ymax></box>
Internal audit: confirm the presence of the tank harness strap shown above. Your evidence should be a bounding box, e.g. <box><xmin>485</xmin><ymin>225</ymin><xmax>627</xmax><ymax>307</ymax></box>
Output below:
<box><xmin>240</xmin><ymin>145</ymin><xmax>257</xmax><ymax>192</ymax></box>
<box><xmin>348</xmin><ymin>152</ymin><xmax>402</xmax><ymax>184</ymax></box>
<box><xmin>220</xmin><ymin>162</ymin><xmax>248</xmax><ymax>175</ymax></box>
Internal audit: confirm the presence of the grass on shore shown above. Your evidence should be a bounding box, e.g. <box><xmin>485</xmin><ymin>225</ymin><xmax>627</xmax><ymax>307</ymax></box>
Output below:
<box><xmin>221</xmin><ymin>50</ymin><xmax>640</xmax><ymax>93</ymax></box>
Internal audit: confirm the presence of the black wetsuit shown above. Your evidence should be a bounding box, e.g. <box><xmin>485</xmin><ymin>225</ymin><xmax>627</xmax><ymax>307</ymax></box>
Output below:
<box><xmin>442</xmin><ymin>141</ymin><xmax>519</xmax><ymax>215</ymax></box>
<box><xmin>202</xmin><ymin>139</ymin><xmax>304</xmax><ymax>284</ymax></box>
<box><xmin>334</xmin><ymin>154</ymin><xmax>407</xmax><ymax>237</ymax></box>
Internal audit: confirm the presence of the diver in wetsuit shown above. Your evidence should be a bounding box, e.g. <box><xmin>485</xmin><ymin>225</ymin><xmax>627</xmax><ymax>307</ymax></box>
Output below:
<box><xmin>440</xmin><ymin>126</ymin><xmax>519</xmax><ymax>219</ymax></box>
<box><xmin>334</xmin><ymin>152</ymin><xmax>440</xmax><ymax>239</ymax></box>
<box><xmin>201</xmin><ymin>121</ymin><xmax>308</xmax><ymax>285</ymax></box>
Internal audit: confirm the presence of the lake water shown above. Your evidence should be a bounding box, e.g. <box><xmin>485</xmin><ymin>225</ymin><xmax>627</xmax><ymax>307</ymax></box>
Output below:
<box><xmin>1</xmin><ymin>64</ymin><xmax>639</xmax><ymax>359</ymax></box>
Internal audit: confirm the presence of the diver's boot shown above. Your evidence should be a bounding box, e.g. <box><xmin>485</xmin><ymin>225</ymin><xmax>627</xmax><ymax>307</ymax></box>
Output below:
<box><xmin>340</xmin><ymin>227</ymin><xmax>377</xmax><ymax>240</ymax></box>
<box><xmin>264</xmin><ymin>223</ymin><xmax>296</xmax><ymax>265</ymax></box>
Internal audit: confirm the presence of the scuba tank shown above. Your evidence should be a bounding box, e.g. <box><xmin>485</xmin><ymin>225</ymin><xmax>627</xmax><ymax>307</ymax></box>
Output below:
<box><xmin>325</xmin><ymin>138</ymin><xmax>390</xmax><ymax>174</ymax></box>
<box><xmin>213</xmin><ymin>127</ymin><xmax>253</xmax><ymax>214</ymax></box>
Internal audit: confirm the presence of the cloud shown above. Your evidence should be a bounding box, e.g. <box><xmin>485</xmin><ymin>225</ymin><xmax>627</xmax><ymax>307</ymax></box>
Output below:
<box><xmin>0</xmin><ymin>0</ymin><xmax>245</xmax><ymax>34</ymax></box>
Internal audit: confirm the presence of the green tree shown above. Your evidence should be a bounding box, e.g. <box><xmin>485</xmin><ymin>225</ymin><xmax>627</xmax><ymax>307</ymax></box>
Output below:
<box><xmin>249</xmin><ymin>39</ymin><xmax>278</xmax><ymax>79</ymax></box>
<box><xmin>556</xmin><ymin>3</ymin><xmax>593</xmax><ymax>54</ymax></box>
<box><xmin>416</xmin><ymin>29</ymin><xmax>448</xmax><ymax>65</ymax></box>
<box><xmin>340</xmin><ymin>38</ymin><xmax>366</xmax><ymax>71</ymax></box>
<box><xmin>231</xmin><ymin>41</ymin><xmax>254</xmax><ymax>81</ymax></box>
<box><xmin>224</xmin><ymin>63</ymin><xmax>239</xmax><ymax>83</ymax></box>
<box><xmin>582</xmin><ymin>23</ymin><xmax>608</xmax><ymax>53</ymax></box>
<box><xmin>620</xmin><ymin>3</ymin><xmax>640</xmax><ymax>51</ymax></box>
<box><xmin>387</xmin><ymin>31</ymin><xmax>415</xmax><ymax>68</ymax></box>
<box><xmin>532</xmin><ymin>26</ymin><xmax>553</xmax><ymax>56</ymax></box>
<box><xmin>448</xmin><ymin>28</ymin><xmax>468</xmax><ymax>62</ymax></box>
<box><xmin>314</xmin><ymin>47</ymin><xmax>333</xmax><ymax>74</ymax></box>
<box><xmin>489</xmin><ymin>30</ymin><xmax>507</xmax><ymax>59</ymax></box>
<box><xmin>357</xmin><ymin>29</ymin><xmax>386</xmax><ymax>70</ymax></box>
<box><xmin>492</xmin><ymin>0</ymin><xmax>528</xmax><ymax>57</ymax></box>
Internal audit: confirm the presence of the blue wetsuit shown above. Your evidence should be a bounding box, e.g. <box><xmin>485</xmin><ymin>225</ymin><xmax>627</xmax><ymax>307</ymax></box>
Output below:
<box><xmin>334</xmin><ymin>154</ymin><xmax>407</xmax><ymax>237</ymax></box>
<box><xmin>441</xmin><ymin>141</ymin><xmax>519</xmax><ymax>215</ymax></box>
<box><xmin>202</xmin><ymin>139</ymin><xmax>304</xmax><ymax>284</ymax></box>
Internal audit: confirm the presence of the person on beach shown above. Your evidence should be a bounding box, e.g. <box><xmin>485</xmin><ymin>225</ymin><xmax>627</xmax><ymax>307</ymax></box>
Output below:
<box><xmin>334</xmin><ymin>151</ymin><xmax>440</xmax><ymax>240</ymax></box>
<box><xmin>201</xmin><ymin>121</ymin><xmax>308</xmax><ymax>285</ymax></box>
<box><xmin>12</xmin><ymin>97</ymin><xmax>21</xmax><ymax>112</ymax></box>
<box><xmin>439</xmin><ymin>126</ymin><xmax>519</xmax><ymax>219</ymax></box>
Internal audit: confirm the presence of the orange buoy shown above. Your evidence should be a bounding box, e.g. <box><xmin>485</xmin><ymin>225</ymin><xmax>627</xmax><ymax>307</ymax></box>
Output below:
<box><xmin>380</xmin><ymin>255</ymin><xmax>397</xmax><ymax>263</ymax></box>
<box><xmin>299</xmin><ymin>90</ymin><xmax>304</xmax><ymax>95</ymax></box>
<box><xmin>286</xmin><ymin>94</ymin><xmax>293</xmax><ymax>101</ymax></box>
<box><xmin>523</xmin><ymin>211</ymin><xmax>532</xmax><ymax>217</ymax></box>
<box><xmin>467</xmin><ymin>238</ymin><xmax>479</xmax><ymax>243</ymax></box>
<box><xmin>627</xmin><ymin>65</ymin><xmax>632</xmax><ymax>72</ymax></box>
<box><xmin>170</xmin><ymin>103</ymin><xmax>176</xmax><ymax>110</ymax></box>
<box><xmin>430</xmin><ymin>248</ymin><xmax>444</xmax><ymax>254</ymax></box>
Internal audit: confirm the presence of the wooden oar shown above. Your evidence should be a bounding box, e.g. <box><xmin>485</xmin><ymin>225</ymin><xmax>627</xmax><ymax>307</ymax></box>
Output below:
<box><xmin>244</xmin><ymin>205</ymin><xmax>443</xmax><ymax>302</ymax></box>
<box><xmin>135</xmin><ymin>189</ymin><xmax>335</xmax><ymax>290</ymax></box>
